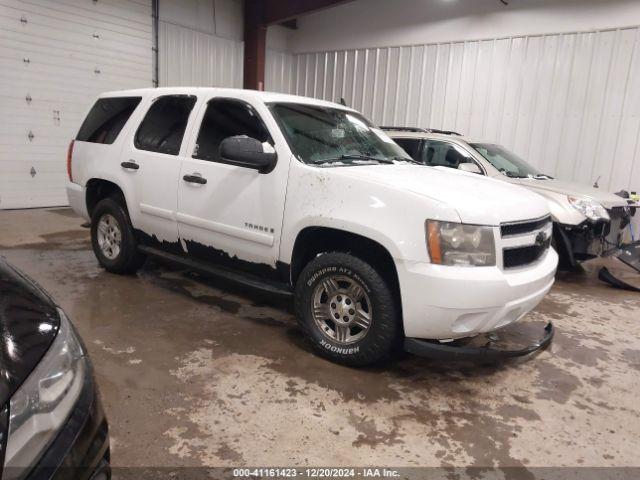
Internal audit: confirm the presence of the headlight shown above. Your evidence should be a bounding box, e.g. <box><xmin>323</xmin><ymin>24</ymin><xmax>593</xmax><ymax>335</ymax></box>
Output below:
<box><xmin>3</xmin><ymin>309</ymin><xmax>87</xmax><ymax>480</ymax></box>
<box><xmin>426</xmin><ymin>220</ymin><xmax>496</xmax><ymax>266</ymax></box>
<box><xmin>568</xmin><ymin>196</ymin><xmax>609</xmax><ymax>221</ymax></box>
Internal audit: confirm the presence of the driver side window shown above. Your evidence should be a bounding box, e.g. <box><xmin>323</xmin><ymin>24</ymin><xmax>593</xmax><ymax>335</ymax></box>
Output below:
<box><xmin>194</xmin><ymin>99</ymin><xmax>271</xmax><ymax>162</ymax></box>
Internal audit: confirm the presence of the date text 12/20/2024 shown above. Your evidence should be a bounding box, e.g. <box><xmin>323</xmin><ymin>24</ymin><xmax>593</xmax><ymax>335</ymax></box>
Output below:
<box><xmin>233</xmin><ymin>468</ymin><xmax>401</xmax><ymax>478</ymax></box>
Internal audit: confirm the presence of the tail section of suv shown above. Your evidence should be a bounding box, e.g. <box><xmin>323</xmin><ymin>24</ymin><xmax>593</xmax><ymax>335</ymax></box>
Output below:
<box><xmin>67</xmin><ymin>88</ymin><xmax>558</xmax><ymax>366</ymax></box>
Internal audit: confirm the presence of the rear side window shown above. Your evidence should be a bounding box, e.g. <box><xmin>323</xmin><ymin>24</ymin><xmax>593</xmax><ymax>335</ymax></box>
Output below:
<box><xmin>135</xmin><ymin>95</ymin><xmax>197</xmax><ymax>155</ymax></box>
<box><xmin>394</xmin><ymin>138</ymin><xmax>422</xmax><ymax>160</ymax></box>
<box><xmin>193</xmin><ymin>99</ymin><xmax>271</xmax><ymax>162</ymax></box>
<box><xmin>423</xmin><ymin>140</ymin><xmax>476</xmax><ymax>168</ymax></box>
<box><xmin>76</xmin><ymin>97</ymin><xmax>141</xmax><ymax>144</ymax></box>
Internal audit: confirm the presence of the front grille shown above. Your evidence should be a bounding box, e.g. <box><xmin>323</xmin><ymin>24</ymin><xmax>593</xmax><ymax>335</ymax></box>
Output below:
<box><xmin>503</xmin><ymin>238</ymin><xmax>551</xmax><ymax>269</ymax></box>
<box><xmin>500</xmin><ymin>215</ymin><xmax>552</xmax><ymax>269</ymax></box>
<box><xmin>500</xmin><ymin>215</ymin><xmax>551</xmax><ymax>237</ymax></box>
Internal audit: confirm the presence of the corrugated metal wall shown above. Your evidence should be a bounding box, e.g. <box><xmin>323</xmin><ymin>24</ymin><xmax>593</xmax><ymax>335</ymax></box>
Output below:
<box><xmin>271</xmin><ymin>27</ymin><xmax>640</xmax><ymax>192</ymax></box>
<box><xmin>265</xmin><ymin>48</ymin><xmax>296</xmax><ymax>94</ymax></box>
<box><xmin>158</xmin><ymin>20</ymin><xmax>242</xmax><ymax>87</ymax></box>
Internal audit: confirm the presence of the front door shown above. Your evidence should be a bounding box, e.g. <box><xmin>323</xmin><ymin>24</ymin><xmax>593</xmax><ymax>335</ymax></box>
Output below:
<box><xmin>176</xmin><ymin>97</ymin><xmax>289</xmax><ymax>276</ymax></box>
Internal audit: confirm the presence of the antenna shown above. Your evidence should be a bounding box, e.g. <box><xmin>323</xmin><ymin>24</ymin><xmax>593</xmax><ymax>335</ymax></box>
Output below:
<box><xmin>593</xmin><ymin>175</ymin><xmax>601</xmax><ymax>188</ymax></box>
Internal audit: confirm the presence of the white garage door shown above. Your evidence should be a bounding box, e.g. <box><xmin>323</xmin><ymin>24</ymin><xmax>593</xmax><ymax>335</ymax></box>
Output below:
<box><xmin>0</xmin><ymin>0</ymin><xmax>152</xmax><ymax>209</ymax></box>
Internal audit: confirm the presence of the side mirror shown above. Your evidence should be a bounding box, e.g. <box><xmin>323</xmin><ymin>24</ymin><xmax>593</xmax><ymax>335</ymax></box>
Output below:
<box><xmin>219</xmin><ymin>136</ymin><xmax>277</xmax><ymax>173</ymax></box>
<box><xmin>458</xmin><ymin>162</ymin><xmax>482</xmax><ymax>175</ymax></box>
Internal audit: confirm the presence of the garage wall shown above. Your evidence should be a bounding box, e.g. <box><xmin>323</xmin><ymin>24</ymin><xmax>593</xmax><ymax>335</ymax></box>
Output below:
<box><xmin>0</xmin><ymin>0</ymin><xmax>153</xmax><ymax>209</ymax></box>
<box><xmin>265</xmin><ymin>48</ymin><xmax>296</xmax><ymax>94</ymax></box>
<box><xmin>269</xmin><ymin>0</ymin><xmax>640</xmax><ymax>192</ymax></box>
<box><xmin>157</xmin><ymin>0</ymin><xmax>243</xmax><ymax>87</ymax></box>
<box><xmin>158</xmin><ymin>0</ymin><xmax>292</xmax><ymax>89</ymax></box>
<box><xmin>284</xmin><ymin>27</ymin><xmax>640</xmax><ymax>192</ymax></box>
<box><xmin>158</xmin><ymin>21</ymin><xmax>243</xmax><ymax>87</ymax></box>
<box><xmin>289</xmin><ymin>0</ymin><xmax>640</xmax><ymax>53</ymax></box>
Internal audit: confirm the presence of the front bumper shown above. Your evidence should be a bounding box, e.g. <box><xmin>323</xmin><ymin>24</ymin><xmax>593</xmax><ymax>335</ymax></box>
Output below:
<box><xmin>23</xmin><ymin>371</ymin><xmax>109</xmax><ymax>480</ymax></box>
<box><xmin>397</xmin><ymin>248</ymin><xmax>558</xmax><ymax>340</ymax></box>
<box><xmin>556</xmin><ymin>206</ymin><xmax>634</xmax><ymax>262</ymax></box>
<box><xmin>405</xmin><ymin>322</ymin><xmax>554</xmax><ymax>360</ymax></box>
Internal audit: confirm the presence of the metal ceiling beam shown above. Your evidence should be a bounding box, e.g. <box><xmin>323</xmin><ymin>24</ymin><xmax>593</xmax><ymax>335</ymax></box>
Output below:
<box><xmin>243</xmin><ymin>0</ymin><xmax>354</xmax><ymax>90</ymax></box>
<box><xmin>262</xmin><ymin>0</ymin><xmax>353</xmax><ymax>25</ymax></box>
<box><xmin>243</xmin><ymin>0</ymin><xmax>267</xmax><ymax>91</ymax></box>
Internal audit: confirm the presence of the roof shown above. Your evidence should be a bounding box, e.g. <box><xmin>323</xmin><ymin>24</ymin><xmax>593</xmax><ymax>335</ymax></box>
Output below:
<box><xmin>97</xmin><ymin>87</ymin><xmax>353</xmax><ymax>110</ymax></box>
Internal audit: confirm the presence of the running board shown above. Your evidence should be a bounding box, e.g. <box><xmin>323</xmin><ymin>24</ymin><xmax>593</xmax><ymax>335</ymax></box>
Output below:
<box><xmin>138</xmin><ymin>245</ymin><xmax>293</xmax><ymax>297</ymax></box>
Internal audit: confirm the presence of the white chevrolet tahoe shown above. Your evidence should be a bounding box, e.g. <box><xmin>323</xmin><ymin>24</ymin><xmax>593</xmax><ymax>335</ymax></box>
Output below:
<box><xmin>67</xmin><ymin>88</ymin><xmax>558</xmax><ymax>365</ymax></box>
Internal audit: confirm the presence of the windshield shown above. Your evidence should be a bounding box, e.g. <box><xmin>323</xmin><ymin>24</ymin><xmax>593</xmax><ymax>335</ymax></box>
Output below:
<box><xmin>470</xmin><ymin>143</ymin><xmax>549</xmax><ymax>179</ymax></box>
<box><xmin>269</xmin><ymin>103</ymin><xmax>411</xmax><ymax>165</ymax></box>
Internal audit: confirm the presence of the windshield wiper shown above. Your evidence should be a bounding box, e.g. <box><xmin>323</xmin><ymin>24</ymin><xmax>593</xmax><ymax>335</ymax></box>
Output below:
<box><xmin>501</xmin><ymin>170</ymin><xmax>526</xmax><ymax>178</ymax></box>
<box><xmin>532</xmin><ymin>173</ymin><xmax>554</xmax><ymax>180</ymax></box>
<box><xmin>390</xmin><ymin>156</ymin><xmax>422</xmax><ymax>165</ymax></box>
<box><xmin>314</xmin><ymin>154</ymin><xmax>394</xmax><ymax>165</ymax></box>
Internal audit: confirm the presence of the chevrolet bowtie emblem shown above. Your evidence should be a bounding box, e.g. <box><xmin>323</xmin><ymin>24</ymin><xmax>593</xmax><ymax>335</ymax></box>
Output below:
<box><xmin>535</xmin><ymin>231</ymin><xmax>548</xmax><ymax>247</ymax></box>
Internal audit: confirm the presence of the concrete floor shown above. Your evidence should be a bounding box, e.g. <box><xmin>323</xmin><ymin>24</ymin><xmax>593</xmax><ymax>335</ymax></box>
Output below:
<box><xmin>1</xmin><ymin>208</ymin><xmax>639</xmax><ymax>472</ymax></box>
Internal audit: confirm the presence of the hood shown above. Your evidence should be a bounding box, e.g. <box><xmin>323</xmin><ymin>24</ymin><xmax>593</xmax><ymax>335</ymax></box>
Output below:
<box><xmin>326</xmin><ymin>164</ymin><xmax>550</xmax><ymax>224</ymax></box>
<box><xmin>0</xmin><ymin>258</ymin><xmax>60</xmax><ymax>408</ymax></box>
<box><xmin>517</xmin><ymin>178</ymin><xmax>627</xmax><ymax>209</ymax></box>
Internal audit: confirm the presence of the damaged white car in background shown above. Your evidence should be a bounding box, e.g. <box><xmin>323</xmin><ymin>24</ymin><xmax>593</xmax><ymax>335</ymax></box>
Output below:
<box><xmin>385</xmin><ymin>127</ymin><xmax>637</xmax><ymax>270</ymax></box>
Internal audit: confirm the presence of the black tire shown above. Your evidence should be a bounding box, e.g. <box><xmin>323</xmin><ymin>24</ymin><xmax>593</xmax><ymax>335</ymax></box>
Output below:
<box><xmin>552</xmin><ymin>226</ymin><xmax>578</xmax><ymax>271</ymax></box>
<box><xmin>90</xmin><ymin>196</ymin><xmax>146</xmax><ymax>274</ymax></box>
<box><xmin>295</xmin><ymin>252</ymin><xmax>400</xmax><ymax>366</ymax></box>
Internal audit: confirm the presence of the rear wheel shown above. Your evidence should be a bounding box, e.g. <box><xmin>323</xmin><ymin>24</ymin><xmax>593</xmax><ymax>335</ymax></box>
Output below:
<box><xmin>91</xmin><ymin>196</ymin><xmax>146</xmax><ymax>274</ymax></box>
<box><xmin>295</xmin><ymin>252</ymin><xmax>400</xmax><ymax>366</ymax></box>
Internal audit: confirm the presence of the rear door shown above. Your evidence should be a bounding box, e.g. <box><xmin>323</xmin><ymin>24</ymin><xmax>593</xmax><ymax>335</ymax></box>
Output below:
<box><xmin>176</xmin><ymin>96</ymin><xmax>289</xmax><ymax>275</ymax></box>
<box><xmin>120</xmin><ymin>94</ymin><xmax>198</xmax><ymax>248</ymax></box>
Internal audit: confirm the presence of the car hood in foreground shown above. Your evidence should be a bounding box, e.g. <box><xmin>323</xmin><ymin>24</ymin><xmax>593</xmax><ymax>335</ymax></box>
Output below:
<box><xmin>0</xmin><ymin>257</ymin><xmax>60</xmax><ymax>407</ymax></box>
<box><xmin>328</xmin><ymin>164</ymin><xmax>550</xmax><ymax>225</ymax></box>
<box><xmin>516</xmin><ymin>178</ymin><xmax>628</xmax><ymax>209</ymax></box>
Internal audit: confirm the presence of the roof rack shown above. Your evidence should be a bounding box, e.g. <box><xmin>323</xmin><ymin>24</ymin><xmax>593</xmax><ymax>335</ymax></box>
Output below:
<box><xmin>425</xmin><ymin>128</ymin><xmax>463</xmax><ymax>136</ymax></box>
<box><xmin>379</xmin><ymin>126</ymin><xmax>427</xmax><ymax>133</ymax></box>
<box><xmin>380</xmin><ymin>126</ymin><xmax>463</xmax><ymax>136</ymax></box>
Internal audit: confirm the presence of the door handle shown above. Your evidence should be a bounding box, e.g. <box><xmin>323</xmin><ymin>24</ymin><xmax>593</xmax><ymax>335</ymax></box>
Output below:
<box><xmin>183</xmin><ymin>174</ymin><xmax>207</xmax><ymax>185</ymax></box>
<box><xmin>121</xmin><ymin>161</ymin><xmax>139</xmax><ymax>170</ymax></box>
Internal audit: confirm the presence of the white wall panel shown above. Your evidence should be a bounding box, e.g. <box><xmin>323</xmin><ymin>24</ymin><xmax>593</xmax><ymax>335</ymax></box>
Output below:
<box><xmin>158</xmin><ymin>20</ymin><xmax>242</xmax><ymax>88</ymax></box>
<box><xmin>0</xmin><ymin>0</ymin><xmax>152</xmax><ymax>209</ymax></box>
<box><xmin>281</xmin><ymin>27</ymin><xmax>640</xmax><ymax>192</ymax></box>
<box><xmin>265</xmin><ymin>48</ymin><xmax>295</xmax><ymax>94</ymax></box>
<box><xmin>290</xmin><ymin>0</ymin><xmax>640</xmax><ymax>54</ymax></box>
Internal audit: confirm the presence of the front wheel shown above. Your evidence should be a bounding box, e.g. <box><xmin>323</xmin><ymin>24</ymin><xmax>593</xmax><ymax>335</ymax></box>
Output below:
<box><xmin>295</xmin><ymin>252</ymin><xmax>400</xmax><ymax>366</ymax></box>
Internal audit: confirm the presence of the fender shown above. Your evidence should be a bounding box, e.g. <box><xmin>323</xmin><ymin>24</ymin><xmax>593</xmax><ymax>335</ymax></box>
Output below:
<box><xmin>282</xmin><ymin>217</ymin><xmax>404</xmax><ymax>266</ymax></box>
<box><xmin>85</xmin><ymin>176</ymin><xmax>135</xmax><ymax>223</ymax></box>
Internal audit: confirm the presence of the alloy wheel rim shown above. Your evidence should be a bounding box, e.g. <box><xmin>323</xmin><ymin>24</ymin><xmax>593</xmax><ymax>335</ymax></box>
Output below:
<box><xmin>96</xmin><ymin>214</ymin><xmax>122</xmax><ymax>260</ymax></box>
<box><xmin>311</xmin><ymin>275</ymin><xmax>372</xmax><ymax>345</ymax></box>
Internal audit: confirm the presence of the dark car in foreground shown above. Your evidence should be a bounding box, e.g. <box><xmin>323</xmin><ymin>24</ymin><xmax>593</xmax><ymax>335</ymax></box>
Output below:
<box><xmin>0</xmin><ymin>257</ymin><xmax>110</xmax><ymax>480</ymax></box>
